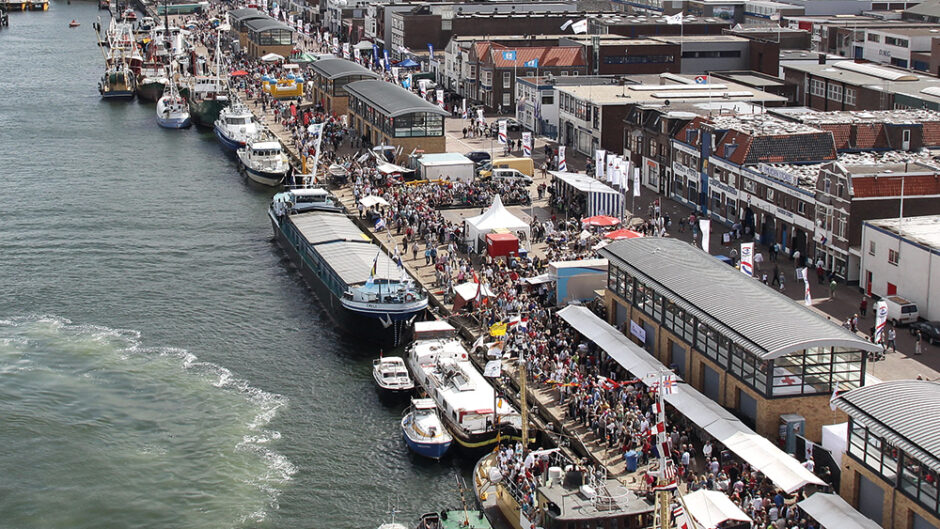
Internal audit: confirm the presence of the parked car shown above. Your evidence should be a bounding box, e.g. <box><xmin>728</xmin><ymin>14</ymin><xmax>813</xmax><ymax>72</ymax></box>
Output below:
<box><xmin>465</xmin><ymin>151</ymin><xmax>492</xmax><ymax>167</ymax></box>
<box><xmin>504</xmin><ymin>118</ymin><xmax>522</xmax><ymax>131</ymax></box>
<box><xmin>882</xmin><ymin>295</ymin><xmax>919</xmax><ymax>326</ymax></box>
<box><xmin>489</xmin><ymin>167</ymin><xmax>533</xmax><ymax>184</ymax></box>
<box><xmin>910</xmin><ymin>320</ymin><xmax>940</xmax><ymax>344</ymax></box>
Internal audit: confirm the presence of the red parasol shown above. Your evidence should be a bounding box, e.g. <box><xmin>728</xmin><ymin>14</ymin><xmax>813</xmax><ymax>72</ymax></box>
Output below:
<box><xmin>582</xmin><ymin>215</ymin><xmax>621</xmax><ymax>227</ymax></box>
<box><xmin>230</xmin><ymin>70</ymin><xmax>249</xmax><ymax>77</ymax></box>
<box><xmin>605</xmin><ymin>229</ymin><xmax>643</xmax><ymax>240</ymax></box>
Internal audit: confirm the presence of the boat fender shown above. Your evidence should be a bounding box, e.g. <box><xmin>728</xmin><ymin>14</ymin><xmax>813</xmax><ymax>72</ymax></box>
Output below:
<box><xmin>460</xmin><ymin>353</ymin><xmax>467</xmax><ymax>360</ymax></box>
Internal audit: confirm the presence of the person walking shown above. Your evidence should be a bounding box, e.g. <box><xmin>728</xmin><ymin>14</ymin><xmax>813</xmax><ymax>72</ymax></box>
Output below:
<box><xmin>829</xmin><ymin>279</ymin><xmax>837</xmax><ymax>299</ymax></box>
<box><xmin>859</xmin><ymin>298</ymin><xmax>868</xmax><ymax>317</ymax></box>
<box><xmin>915</xmin><ymin>330</ymin><xmax>924</xmax><ymax>355</ymax></box>
<box><xmin>771</xmin><ymin>264</ymin><xmax>781</xmax><ymax>287</ymax></box>
<box><xmin>886</xmin><ymin>327</ymin><xmax>897</xmax><ymax>353</ymax></box>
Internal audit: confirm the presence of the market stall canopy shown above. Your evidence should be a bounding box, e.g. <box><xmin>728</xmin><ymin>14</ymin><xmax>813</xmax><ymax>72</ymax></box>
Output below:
<box><xmin>464</xmin><ymin>196</ymin><xmax>530</xmax><ymax>250</ymax></box>
<box><xmin>398</xmin><ymin>58</ymin><xmax>419</xmax><ymax>68</ymax></box>
<box><xmin>359</xmin><ymin>195</ymin><xmax>390</xmax><ymax>208</ymax></box>
<box><xmin>605</xmin><ymin>229</ymin><xmax>643</xmax><ymax>240</ymax></box>
<box><xmin>353</xmin><ymin>40</ymin><xmax>374</xmax><ymax>51</ymax></box>
<box><xmin>452</xmin><ymin>281</ymin><xmax>496</xmax><ymax>312</ymax></box>
<box><xmin>260</xmin><ymin>52</ymin><xmax>285</xmax><ymax>62</ymax></box>
<box><xmin>582</xmin><ymin>215</ymin><xmax>620</xmax><ymax>227</ymax></box>
<box><xmin>682</xmin><ymin>490</ymin><xmax>751</xmax><ymax>529</ymax></box>
<box><xmin>557</xmin><ymin>305</ymin><xmax>826</xmax><ymax>493</ymax></box>
<box><xmin>797</xmin><ymin>493</ymin><xmax>882</xmax><ymax>529</ymax></box>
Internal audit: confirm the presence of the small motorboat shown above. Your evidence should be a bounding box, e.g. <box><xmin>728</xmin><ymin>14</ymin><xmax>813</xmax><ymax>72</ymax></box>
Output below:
<box><xmin>69</xmin><ymin>20</ymin><xmax>80</xmax><ymax>27</ymax></box>
<box><xmin>271</xmin><ymin>188</ymin><xmax>345</xmax><ymax>216</ymax></box>
<box><xmin>214</xmin><ymin>100</ymin><xmax>261</xmax><ymax>151</ymax></box>
<box><xmin>373</xmin><ymin>356</ymin><xmax>414</xmax><ymax>394</ymax></box>
<box><xmin>236</xmin><ymin>136</ymin><xmax>290</xmax><ymax>186</ymax></box>
<box><xmin>155</xmin><ymin>74</ymin><xmax>191</xmax><ymax>129</ymax></box>
<box><xmin>401</xmin><ymin>398</ymin><xmax>452</xmax><ymax>460</ymax></box>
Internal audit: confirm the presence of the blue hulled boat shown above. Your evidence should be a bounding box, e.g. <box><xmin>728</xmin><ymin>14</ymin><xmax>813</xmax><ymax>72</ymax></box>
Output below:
<box><xmin>402</xmin><ymin>398</ymin><xmax>452</xmax><ymax>459</ymax></box>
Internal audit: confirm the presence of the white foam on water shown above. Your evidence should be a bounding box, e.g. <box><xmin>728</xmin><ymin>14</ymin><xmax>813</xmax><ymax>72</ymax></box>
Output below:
<box><xmin>0</xmin><ymin>313</ymin><xmax>296</xmax><ymax>525</ymax></box>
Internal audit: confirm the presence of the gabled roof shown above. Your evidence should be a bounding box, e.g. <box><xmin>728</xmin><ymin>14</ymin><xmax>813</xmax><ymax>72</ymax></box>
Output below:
<box><xmin>308</xmin><ymin>58</ymin><xmax>379</xmax><ymax>81</ymax></box>
<box><xmin>599</xmin><ymin>238</ymin><xmax>881</xmax><ymax>359</ymax></box>
<box><xmin>834</xmin><ymin>380</ymin><xmax>940</xmax><ymax>472</ymax></box>
<box><xmin>673</xmin><ymin>116</ymin><xmax>711</xmax><ymax>147</ymax></box>
<box><xmin>737</xmin><ymin>132</ymin><xmax>837</xmax><ymax>165</ymax></box>
<box><xmin>489</xmin><ymin>46</ymin><xmax>585</xmax><ymax>68</ymax></box>
<box><xmin>851</xmin><ymin>173</ymin><xmax>940</xmax><ymax>198</ymax></box>
<box><xmin>345</xmin><ymin>80</ymin><xmax>449</xmax><ymax>118</ymax></box>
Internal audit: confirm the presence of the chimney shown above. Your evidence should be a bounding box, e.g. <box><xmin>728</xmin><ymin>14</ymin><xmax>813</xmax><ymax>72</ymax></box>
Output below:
<box><xmin>818</xmin><ymin>53</ymin><xmax>826</xmax><ymax>65</ymax></box>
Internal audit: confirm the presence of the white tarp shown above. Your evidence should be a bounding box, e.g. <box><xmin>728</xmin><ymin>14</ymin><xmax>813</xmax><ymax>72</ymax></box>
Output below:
<box><xmin>453</xmin><ymin>281</ymin><xmax>495</xmax><ymax>301</ymax></box>
<box><xmin>557</xmin><ymin>305</ymin><xmax>826</xmax><ymax>493</ymax></box>
<box><xmin>821</xmin><ymin>423</ymin><xmax>847</xmax><ymax>469</ymax></box>
<box><xmin>359</xmin><ymin>195</ymin><xmax>390</xmax><ymax>208</ymax></box>
<box><xmin>376</xmin><ymin>162</ymin><xmax>410</xmax><ymax>175</ymax></box>
<box><xmin>798</xmin><ymin>493</ymin><xmax>883</xmax><ymax>529</ymax></box>
<box><xmin>260</xmin><ymin>52</ymin><xmax>285</xmax><ymax>62</ymax></box>
<box><xmin>683</xmin><ymin>490</ymin><xmax>751</xmax><ymax>529</ymax></box>
<box><xmin>464</xmin><ymin>196</ymin><xmax>530</xmax><ymax>251</ymax></box>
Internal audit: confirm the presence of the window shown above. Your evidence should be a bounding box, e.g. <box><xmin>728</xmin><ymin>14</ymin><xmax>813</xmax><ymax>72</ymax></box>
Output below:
<box><xmin>541</xmin><ymin>93</ymin><xmax>554</xmax><ymax>105</ymax></box>
<box><xmin>828</xmin><ymin>84</ymin><xmax>843</xmax><ymax>102</ymax></box>
<box><xmin>743</xmin><ymin>178</ymin><xmax>757</xmax><ymax>193</ymax></box>
<box><xmin>845</xmin><ymin>87</ymin><xmax>856</xmax><ymax>106</ymax></box>
<box><xmin>869</xmin><ymin>241</ymin><xmax>876</xmax><ymax>256</ymax></box>
<box><xmin>502</xmin><ymin>93</ymin><xmax>510</xmax><ymax>107</ymax></box>
<box><xmin>889</xmin><ymin>248</ymin><xmax>900</xmax><ymax>265</ymax></box>
<box><xmin>798</xmin><ymin>201</ymin><xmax>805</xmax><ymax>215</ymax></box>
<box><xmin>767</xmin><ymin>187</ymin><xmax>775</xmax><ymax>202</ymax></box>
<box><xmin>810</xmin><ymin>79</ymin><xmax>826</xmax><ymax>97</ymax></box>
<box><xmin>502</xmin><ymin>71</ymin><xmax>511</xmax><ymax>89</ymax></box>
<box><xmin>868</xmin><ymin>33</ymin><xmax>881</xmax><ymax>42</ymax></box>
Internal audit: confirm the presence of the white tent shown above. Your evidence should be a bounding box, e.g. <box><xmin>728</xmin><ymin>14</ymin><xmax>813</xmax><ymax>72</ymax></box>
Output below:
<box><xmin>452</xmin><ymin>281</ymin><xmax>496</xmax><ymax>312</ymax></box>
<box><xmin>798</xmin><ymin>493</ymin><xmax>883</xmax><ymax>529</ymax></box>
<box><xmin>359</xmin><ymin>195</ymin><xmax>390</xmax><ymax>208</ymax></box>
<box><xmin>464</xmin><ymin>196</ymin><xmax>530</xmax><ymax>251</ymax></box>
<box><xmin>682</xmin><ymin>490</ymin><xmax>751</xmax><ymax>529</ymax></box>
<box><xmin>260</xmin><ymin>52</ymin><xmax>285</xmax><ymax>62</ymax></box>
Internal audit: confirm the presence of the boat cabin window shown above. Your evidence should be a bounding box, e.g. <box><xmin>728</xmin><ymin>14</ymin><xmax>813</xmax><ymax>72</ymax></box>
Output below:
<box><xmin>228</xmin><ymin>117</ymin><xmax>247</xmax><ymax>125</ymax></box>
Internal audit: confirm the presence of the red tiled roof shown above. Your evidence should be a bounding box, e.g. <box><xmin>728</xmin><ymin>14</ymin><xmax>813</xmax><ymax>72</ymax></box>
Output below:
<box><xmin>852</xmin><ymin>173</ymin><xmax>940</xmax><ymax>198</ymax></box>
<box><xmin>673</xmin><ymin>116</ymin><xmax>711</xmax><ymax>146</ymax></box>
<box><xmin>490</xmin><ymin>46</ymin><xmax>585</xmax><ymax>68</ymax></box>
<box><xmin>853</xmin><ymin>123</ymin><xmax>887</xmax><ymax>150</ymax></box>
<box><xmin>819</xmin><ymin>124</ymin><xmax>851</xmax><ymax>151</ymax></box>
<box><xmin>715</xmin><ymin>130</ymin><xmax>752</xmax><ymax>165</ymax></box>
<box><xmin>472</xmin><ymin>41</ymin><xmax>493</xmax><ymax>61</ymax></box>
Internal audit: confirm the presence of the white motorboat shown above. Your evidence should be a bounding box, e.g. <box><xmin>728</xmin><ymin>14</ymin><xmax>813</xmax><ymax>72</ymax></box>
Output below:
<box><xmin>214</xmin><ymin>100</ymin><xmax>261</xmax><ymax>150</ymax></box>
<box><xmin>406</xmin><ymin>321</ymin><xmax>521</xmax><ymax>453</ymax></box>
<box><xmin>402</xmin><ymin>398</ymin><xmax>452</xmax><ymax>459</ymax></box>
<box><xmin>155</xmin><ymin>73</ymin><xmax>191</xmax><ymax>129</ymax></box>
<box><xmin>373</xmin><ymin>356</ymin><xmax>414</xmax><ymax>394</ymax></box>
<box><xmin>237</xmin><ymin>137</ymin><xmax>290</xmax><ymax>186</ymax></box>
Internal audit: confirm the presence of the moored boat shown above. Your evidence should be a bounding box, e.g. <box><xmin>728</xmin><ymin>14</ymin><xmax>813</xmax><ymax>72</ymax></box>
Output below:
<box><xmin>155</xmin><ymin>74</ymin><xmax>191</xmax><ymax>129</ymax></box>
<box><xmin>213</xmin><ymin>100</ymin><xmax>261</xmax><ymax>150</ymax></box>
<box><xmin>185</xmin><ymin>37</ymin><xmax>228</xmax><ymax>127</ymax></box>
<box><xmin>406</xmin><ymin>321</ymin><xmax>522</xmax><ymax>453</ymax></box>
<box><xmin>29</xmin><ymin>0</ymin><xmax>47</xmax><ymax>10</ymax></box>
<box><xmin>99</xmin><ymin>64</ymin><xmax>136</xmax><ymax>99</ymax></box>
<box><xmin>267</xmin><ymin>209</ymin><xmax>428</xmax><ymax>345</ymax></box>
<box><xmin>374</xmin><ymin>356</ymin><xmax>414</xmax><ymax>394</ymax></box>
<box><xmin>136</xmin><ymin>61</ymin><xmax>168</xmax><ymax>102</ymax></box>
<box><xmin>237</xmin><ymin>137</ymin><xmax>289</xmax><ymax>186</ymax></box>
<box><xmin>416</xmin><ymin>510</ymin><xmax>492</xmax><ymax>529</ymax></box>
<box><xmin>402</xmin><ymin>398</ymin><xmax>451</xmax><ymax>459</ymax></box>
<box><xmin>121</xmin><ymin>8</ymin><xmax>136</xmax><ymax>21</ymax></box>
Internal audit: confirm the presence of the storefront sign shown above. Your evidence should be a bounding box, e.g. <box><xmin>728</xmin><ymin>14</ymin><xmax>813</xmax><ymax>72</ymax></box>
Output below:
<box><xmin>758</xmin><ymin>163</ymin><xmax>798</xmax><ymax>187</ymax></box>
<box><xmin>630</xmin><ymin>320</ymin><xmax>646</xmax><ymax>342</ymax></box>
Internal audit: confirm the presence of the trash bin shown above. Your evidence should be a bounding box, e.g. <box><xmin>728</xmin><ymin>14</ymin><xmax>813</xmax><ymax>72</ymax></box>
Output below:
<box><xmin>624</xmin><ymin>450</ymin><xmax>638</xmax><ymax>472</ymax></box>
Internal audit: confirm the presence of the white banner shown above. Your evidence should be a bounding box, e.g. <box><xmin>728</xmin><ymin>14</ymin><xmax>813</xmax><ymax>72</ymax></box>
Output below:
<box><xmin>522</xmin><ymin>132</ymin><xmax>532</xmax><ymax>157</ymax></box>
<box><xmin>558</xmin><ymin>146</ymin><xmax>566</xmax><ymax>171</ymax></box>
<box><xmin>595</xmin><ymin>149</ymin><xmax>606</xmax><ymax>178</ymax></box>
<box><xmin>483</xmin><ymin>359</ymin><xmax>502</xmax><ymax>378</ymax></box>
<box><xmin>699</xmin><ymin>219</ymin><xmax>711</xmax><ymax>253</ymax></box>
<box><xmin>630</xmin><ymin>320</ymin><xmax>646</xmax><ymax>342</ymax></box>
<box><xmin>436</xmin><ymin>89</ymin><xmax>445</xmax><ymax>108</ymax></box>
<box><xmin>606</xmin><ymin>154</ymin><xmax>614</xmax><ymax>184</ymax></box>
<box><xmin>633</xmin><ymin>168</ymin><xmax>641</xmax><ymax>197</ymax></box>
<box><xmin>498</xmin><ymin>120</ymin><xmax>507</xmax><ymax>145</ymax></box>
<box><xmin>740</xmin><ymin>242</ymin><xmax>754</xmax><ymax>277</ymax></box>
<box><xmin>874</xmin><ymin>299</ymin><xmax>888</xmax><ymax>342</ymax></box>
<box><xmin>477</xmin><ymin>108</ymin><xmax>485</xmax><ymax>124</ymax></box>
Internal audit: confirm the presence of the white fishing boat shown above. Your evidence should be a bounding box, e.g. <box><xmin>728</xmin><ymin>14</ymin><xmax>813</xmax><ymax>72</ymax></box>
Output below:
<box><xmin>402</xmin><ymin>398</ymin><xmax>452</xmax><ymax>459</ymax></box>
<box><xmin>237</xmin><ymin>136</ymin><xmax>290</xmax><ymax>186</ymax></box>
<box><xmin>214</xmin><ymin>100</ymin><xmax>261</xmax><ymax>150</ymax></box>
<box><xmin>373</xmin><ymin>356</ymin><xmax>414</xmax><ymax>394</ymax></box>
<box><xmin>406</xmin><ymin>321</ymin><xmax>521</xmax><ymax>453</ymax></box>
<box><xmin>155</xmin><ymin>73</ymin><xmax>191</xmax><ymax>129</ymax></box>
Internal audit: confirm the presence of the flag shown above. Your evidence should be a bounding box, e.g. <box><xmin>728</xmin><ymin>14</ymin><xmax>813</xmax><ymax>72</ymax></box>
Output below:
<box><xmin>383</xmin><ymin>49</ymin><xmax>391</xmax><ymax>71</ymax></box>
<box><xmin>662</xmin><ymin>374</ymin><xmax>678</xmax><ymax>395</ymax></box>
<box><xmin>694</xmin><ymin>75</ymin><xmax>708</xmax><ymax>84</ymax></box>
<box><xmin>353</xmin><ymin>47</ymin><xmax>361</xmax><ymax>64</ymax></box>
<box><xmin>740</xmin><ymin>242</ymin><xmax>754</xmax><ymax>277</ymax></box>
<box><xmin>436</xmin><ymin>89</ymin><xmax>445</xmax><ymax>109</ymax></box>
<box><xmin>560</xmin><ymin>19</ymin><xmax>574</xmax><ymax>31</ymax></box>
<box><xmin>486</xmin><ymin>340</ymin><xmax>504</xmax><ymax>358</ymax></box>
<box><xmin>372</xmin><ymin>44</ymin><xmax>379</xmax><ymax>65</ymax></box>
<box><xmin>558</xmin><ymin>146</ymin><xmax>567</xmax><ymax>171</ymax></box>
<box><xmin>830</xmin><ymin>385</ymin><xmax>842</xmax><ymax>411</ymax></box>
<box><xmin>653</xmin><ymin>421</ymin><xmax>665</xmax><ymax>434</ymax></box>
<box><xmin>498</xmin><ymin>120</ymin><xmax>507</xmax><ymax>145</ymax></box>
<box><xmin>509</xmin><ymin>314</ymin><xmax>529</xmax><ymax>330</ymax></box>
<box><xmin>472</xmin><ymin>334</ymin><xmax>486</xmax><ymax>351</ymax></box>
<box><xmin>420</xmin><ymin>80</ymin><xmax>428</xmax><ymax>98</ymax></box>
<box><xmin>477</xmin><ymin>108</ymin><xmax>485</xmax><ymax>124</ymax></box>
<box><xmin>374</xmin><ymin>217</ymin><xmax>386</xmax><ymax>231</ymax></box>
<box><xmin>595</xmin><ymin>149</ymin><xmax>606</xmax><ymax>178</ymax></box>
<box><xmin>665</xmin><ymin>12</ymin><xmax>683</xmax><ymax>24</ymax></box>
<box><xmin>633</xmin><ymin>168</ymin><xmax>641</xmax><ymax>197</ymax></box>
<box><xmin>366</xmin><ymin>251</ymin><xmax>379</xmax><ymax>285</ymax></box>
<box><xmin>606</xmin><ymin>154</ymin><xmax>615</xmax><ymax>184</ymax></box>
<box><xmin>524</xmin><ymin>58</ymin><xmax>539</xmax><ymax>68</ymax></box>
<box><xmin>699</xmin><ymin>219</ymin><xmax>711</xmax><ymax>254</ymax></box>
<box><xmin>874</xmin><ymin>299</ymin><xmax>888</xmax><ymax>343</ymax></box>
<box><xmin>402</xmin><ymin>73</ymin><xmax>412</xmax><ymax>89</ymax></box>
<box><xmin>770</xmin><ymin>12</ymin><xmax>781</xmax><ymax>21</ymax></box>
<box><xmin>483</xmin><ymin>360</ymin><xmax>502</xmax><ymax>378</ymax></box>
<box><xmin>461</xmin><ymin>99</ymin><xmax>468</xmax><ymax>119</ymax></box>
<box><xmin>673</xmin><ymin>505</ymin><xmax>690</xmax><ymax>529</ymax></box>
<box><xmin>342</xmin><ymin>42</ymin><xmax>350</xmax><ymax>59</ymax></box>
<box><xmin>522</xmin><ymin>132</ymin><xmax>532</xmax><ymax>157</ymax></box>
<box><xmin>501</xmin><ymin>50</ymin><xmax>517</xmax><ymax>62</ymax></box>
<box><xmin>652</xmin><ymin>481</ymin><xmax>678</xmax><ymax>492</ymax></box>
<box><xmin>427</xmin><ymin>43</ymin><xmax>434</xmax><ymax>58</ymax></box>
<box><xmin>489</xmin><ymin>322</ymin><xmax>508</xmax><ymax>337</ymax></box>
<box><xmin>571</xmin><ymin>19</ymin><xmax>588</xmax><ymax>34</ymax></box>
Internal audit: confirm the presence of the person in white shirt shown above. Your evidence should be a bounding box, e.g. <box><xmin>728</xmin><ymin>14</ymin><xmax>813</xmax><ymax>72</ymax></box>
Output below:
<box><xmin>802</xmin><ymin>456</ymin><xmax>815</xmax><ymax>472</ymax></box>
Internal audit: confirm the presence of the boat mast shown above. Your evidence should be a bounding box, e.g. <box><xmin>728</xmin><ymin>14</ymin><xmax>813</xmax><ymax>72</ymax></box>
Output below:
<box><xmin>519</xmin><ymin>352</ymin><xmax>528</xmax><ymax>454</ymax></box>
<box><xmin>652</xmin><ymin>370</ymin><xmax>672</xmax><ymax>529</ymax></box>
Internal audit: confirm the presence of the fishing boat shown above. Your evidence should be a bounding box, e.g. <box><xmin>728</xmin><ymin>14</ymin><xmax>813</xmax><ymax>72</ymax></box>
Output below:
<box><xmin>155</xmin><ymin>73</ymin><xmax>191</xmax><ymax>128</ymax></box>
<box><xmin>416</xmin><ymin>511</ymin><xmax>492</xmax><ymax>529</ymax></box>
<box><xmin>184</xmin><ymin>37</ymin><xmax>228</xmax><ymax>127</ymax></box>
<box><xmin>121</xmin><ymin>8</ymin><xmax>136</xmax><ymax>21</ymax></box>
<box><xmin>402</xmin><ymin>398</ymin><xmax>451</xmax><ymax>459</ymax></box>
<box><xmin>237</xmin><ymin>137</ymin><xmax>290</xmax><ymax>186</ymax></box>
<box><xmin>136</xmin><ymin>60</ymin><xmax>168</xmax><ymax>102</ymax></box>
<box><xmin>374</xmin><ymin>356</ymin><xmax>414</xmax><ymax>394</ymax></box>
<box><xmin>98</xmin><ymin>0</ymin><xmax>109</xmax><ymax>10</ymax></box>
<box><xmin>472</xmin><ymin>448</ymin><xmax>654</xmax><ymax>529</ymax></box>
<box><xmin>98</xmin><ymin>64</ymin><xmax>136</xmax><ymax>99</ymax></box>
<box><xmin>213</xmin><ymin>100</ymin><xmax>261</xmax><ymax>150</ymax></box>
<box><xmin>267</xmin><ymin>209</ymin><xmax>428</xmax><ymax>345</ymax></box>
<box><xmin>406</xmin><ymin>321</ymin><xmax>522</xmax><ymax>453</ymax></box>
<box><xmin>29</xmin><ymin>0</ymin><xmax>48</xmax><ymax>10</ymax></box>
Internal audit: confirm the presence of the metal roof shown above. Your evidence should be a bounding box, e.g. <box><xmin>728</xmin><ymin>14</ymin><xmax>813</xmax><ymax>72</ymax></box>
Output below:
<box><xmin>834</xmin><ymin>380</ymin><xmax>940</xmax><ymax>472</ymax></box>
<box><xmin>797</xmin><ymin>493</ymin><xmax>882</xmax><ymax>529</ymax></box>
<box><xmin>599</xmin><ymin>238</ymin><xmax>881</xmax><ymax>359</ymax></box>
<box><xmin>228</xmin><ymin>8</ymin><xmax>265</xmax><ymax>21</ymax></box>
<box><xmin>244</xmin><ymin>17</ymin><xmax>293</xmax><ymax>33</ymax></box>
<box><xmin>290</xmin><ymin>211</ymin><xmax>370</xmax><ymax>246</ymax></box>
<box><xmin>308</xmin><ymin>58</ymin><xmax>379</xmax><ymax>81</ymax></box>
<box><xmin>344</xmin><ymin>80</ymin><xmax>449</xmax><ymax>118</ymax></box>
<box><xmin>315</xmin><ymin>241</ymin><xmax>400</xmax><ymax>285</ymax></box>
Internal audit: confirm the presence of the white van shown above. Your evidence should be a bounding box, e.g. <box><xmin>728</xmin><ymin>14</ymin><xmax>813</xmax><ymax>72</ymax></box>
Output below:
<box><xmin>490</xmin><ymin>167</ymin><xmax>533</xmax><ymax>185</ymax></box>
<box><xmin>883</xmin><ymin>295</ymin><xmax>919</xmax><ymax>326</ymax></box>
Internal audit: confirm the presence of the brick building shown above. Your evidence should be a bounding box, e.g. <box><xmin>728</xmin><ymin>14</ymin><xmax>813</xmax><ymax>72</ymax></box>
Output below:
<box><xmin>344</xmin><ymin>80</ymin><xmax>449</xmax><ymax>154</ymax></box>
<box><xmin>599</xmin><ymin>237</ymin><xmax>881</xmax><ymax>442</ymax></box>
<box><xmin>590</xmin><ymin>13</ymin><xmax>734</xmax><ymax>38</ymax></box>
<box><xmin>307</xmin><ymin>58</ymin><xmax>380</xmax><ymax>116</ymax></box>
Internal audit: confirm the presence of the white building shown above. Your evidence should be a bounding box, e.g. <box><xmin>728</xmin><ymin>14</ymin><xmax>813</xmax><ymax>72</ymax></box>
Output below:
<box><xmin>860</xmin><ymin>216</ymin><xmax>940</xmax><ymax>321</ymax></box>
<box><xmin>861</xmin><ymin>27</ymin><xmax>935</xmax><ymax>70</ymax></box>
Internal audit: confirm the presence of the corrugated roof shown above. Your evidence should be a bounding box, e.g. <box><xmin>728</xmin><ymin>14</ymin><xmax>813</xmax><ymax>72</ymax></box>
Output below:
<box><xmin>308</xmin><ymin>58</ymin><xmax>379</xmax><ymax>81</ymax></box>
<box><xmin>315</xmin><ymin>241</ymin><xmax>401</xmax><ymax>285</ymax></box>
<box><xmin>290</xmin><ymin>211</ymin><xmax>371</xmax><ymax>246</ymax></box>
<box><xmin>244</xmin><ymin>17</ymin><xmax>293</xmax><ymax>33</ymax></box>
<box><xmin>834</xmin><ymin>380</ymin><xmax>940</xmax><ymax>472</ymax></box>
<box><xmin>599</xmin><ymin>238</ymin><xmax>881</xmax><ymax>358</ymax></box>
<box><xmin>344</xmin><ymin>80</ymin><xmax>449</xmax><ymax>118</ymax></box>
<box><xmin>229</xmin><ymin>8</ymin><xmax>265</xmax><ymax>21</ymax></box>
<box><xmin>489</xmin><ymin>46</ymin><xmax>585</xmax><ymax>68</ymax></box>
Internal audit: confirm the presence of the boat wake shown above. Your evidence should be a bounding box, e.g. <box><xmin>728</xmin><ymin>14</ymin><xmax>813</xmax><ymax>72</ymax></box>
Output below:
<box><xmin>0</xmin><ymin>314</ymin><xmax>296</xmax><ymax>528</ymax></box>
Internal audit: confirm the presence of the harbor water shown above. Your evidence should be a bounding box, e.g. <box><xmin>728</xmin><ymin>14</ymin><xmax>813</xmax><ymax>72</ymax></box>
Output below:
<box><xmin>0</xmin><ymin>3</ymin><xmax>464</xmax><ymax>528</ymax></box>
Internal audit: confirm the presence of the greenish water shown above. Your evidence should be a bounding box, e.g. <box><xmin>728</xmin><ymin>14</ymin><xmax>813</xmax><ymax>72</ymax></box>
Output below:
<box><xmin>0</xmin><ymin>4</ymin><xmax>466</xmax><ymax>528</ymax></box>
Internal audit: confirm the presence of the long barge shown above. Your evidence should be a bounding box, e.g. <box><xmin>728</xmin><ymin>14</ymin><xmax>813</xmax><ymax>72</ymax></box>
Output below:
<box><xmin>268</xmin><ymin>207</ymin><xmax>428</xmax><ymax>346</ymax></box>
